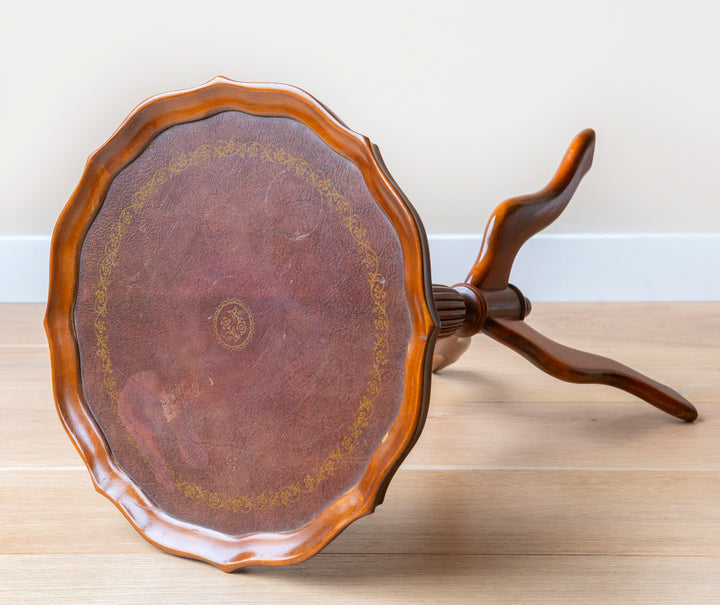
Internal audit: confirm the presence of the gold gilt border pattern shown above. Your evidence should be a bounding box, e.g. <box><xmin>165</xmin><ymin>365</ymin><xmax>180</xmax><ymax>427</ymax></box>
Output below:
<box><xmin>92</xmin><ymin>137</ymin><xmax>390</xmax><ymax>514</ymax></box>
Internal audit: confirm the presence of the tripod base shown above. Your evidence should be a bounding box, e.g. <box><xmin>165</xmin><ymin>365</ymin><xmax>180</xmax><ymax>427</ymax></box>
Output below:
<box><xmin>433</xmin><ymin>321</ymin><xmax>696</xmax><ymax>422</ymax></box>
<box><xmin>430</xmin><ymin>129</ymin><xmax>697</xmax><ymax>423</ymax></box>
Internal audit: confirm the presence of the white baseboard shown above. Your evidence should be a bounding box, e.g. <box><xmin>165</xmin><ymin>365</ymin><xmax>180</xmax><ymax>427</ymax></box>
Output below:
<box><xmin>429</xmin><ymin>233</ymin><xmax>720</xmax><ymax>301</ymax></box>
<box><xmin>1</xmin><ymin>233</ymin><xmax>718</xmax><ymax>303</ymax></box>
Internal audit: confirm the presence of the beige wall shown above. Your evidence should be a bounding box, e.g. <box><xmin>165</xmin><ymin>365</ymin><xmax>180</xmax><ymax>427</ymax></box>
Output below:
<box><xmin>2</xmin><ymin>0</ymin><xmax>718</xmax><ymax>236</ymax></box>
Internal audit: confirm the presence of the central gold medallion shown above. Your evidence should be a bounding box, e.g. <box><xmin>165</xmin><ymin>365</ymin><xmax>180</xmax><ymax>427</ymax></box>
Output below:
<box><xmin>213</xmin><ymin>299</ymin><xmax>254</xmax><ymax>350</ymax></box>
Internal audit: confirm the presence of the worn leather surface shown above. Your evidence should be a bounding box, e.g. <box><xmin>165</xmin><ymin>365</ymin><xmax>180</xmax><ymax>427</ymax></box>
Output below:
<box><xmin>74</xmin><ymin>111</ymin><xmax>412</xmax><ymax>536</ymax></box>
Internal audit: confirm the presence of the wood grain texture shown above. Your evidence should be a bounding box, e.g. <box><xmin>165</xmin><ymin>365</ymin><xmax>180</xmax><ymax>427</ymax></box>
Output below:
<box><xmin>0</xmin><ymin>304</ymin><xmax>47</xmax><ymax>346</ymax></box>
<box><xmin>2</xmin><ymin>303</ymin><xmax>719</xmax><ymax>602</ymax></box>
<box><xmin>4</xmin><ymin>468</ymin><xmax>720</xmax><ymax>556</ymax></box>
<box><xmin>4</xmin><ymin>555</ymin><xmax>720</xmax><ymax>605</ymax></box>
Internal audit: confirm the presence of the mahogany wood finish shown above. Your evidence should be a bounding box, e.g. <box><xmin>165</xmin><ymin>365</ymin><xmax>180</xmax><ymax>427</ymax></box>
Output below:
<box><xmin>46</xmin><ymin>78</ymin><xmax>697</xmax><ymax>573</ymax></box>
<box><xmin>431</xmin><ymin>285</ymin><xmax>466</xmax><ymax>337</ymax></box>
<box><xmin>482</xmin><ymin>318</ymin><xmax>698</xmax><ymax>422</ymax></box>
<box><xmin>467</xmin><ymin>129</ymin><xmax>596</xmax><ymax>290</ymax></box>
<box><xmin>431</xmin><ymin>130</ymin><xmax>697</xmax><ymax>423</ymax></box>
<box><xmin>45</xmin><ymin>77</ymin><xmax>437</xmax><ymax>571</ymax></box>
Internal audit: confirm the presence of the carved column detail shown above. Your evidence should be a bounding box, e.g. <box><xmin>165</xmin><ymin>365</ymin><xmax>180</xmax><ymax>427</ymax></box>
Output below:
<box><xmin>431</xmin><ymin>284</ymin><xmax>466</xmax><ymax>337</ymax></box>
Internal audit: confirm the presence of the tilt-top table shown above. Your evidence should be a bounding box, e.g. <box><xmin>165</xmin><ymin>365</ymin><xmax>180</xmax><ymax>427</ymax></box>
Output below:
<box><xmin>45</xmin><ymin>77</ymin><xmax>697</xmax><ymax>571</ymax></box>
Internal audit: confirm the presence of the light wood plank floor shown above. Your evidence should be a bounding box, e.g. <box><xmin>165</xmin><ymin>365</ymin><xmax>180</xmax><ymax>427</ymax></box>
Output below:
<box><xmin>2</xmin><ymin>303</ymin><xmax>719</xmax><ymax>603</ymax></box>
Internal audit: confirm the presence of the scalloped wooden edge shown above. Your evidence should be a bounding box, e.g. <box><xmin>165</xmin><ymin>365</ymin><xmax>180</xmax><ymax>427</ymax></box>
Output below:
<box><xmin>44</xmin><ymin>77</ymin><xmax>439</xmax><ymax>571</ymax></box>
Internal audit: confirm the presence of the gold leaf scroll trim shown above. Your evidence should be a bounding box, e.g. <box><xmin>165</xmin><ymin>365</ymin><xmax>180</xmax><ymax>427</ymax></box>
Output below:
<box><xmin>92</xmin><ymin>138</ymin><xmax>390</xmax><ymax>514</ymax></box>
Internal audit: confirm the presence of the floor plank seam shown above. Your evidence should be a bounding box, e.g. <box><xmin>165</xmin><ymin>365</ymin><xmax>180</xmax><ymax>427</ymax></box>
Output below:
<box><xmin>320</xmin><ymin>553</ymin><xmax>720</xmax><ymax>559</ymax></box>
<box><xmin>4</xmin><ymin>466</ymin><xmax>720</xmax><ymax>472</ymax></box>
<box><xmin>399</xmin><ymin>465</ymin><xmax>720</xmax><ymax>472</ymax></box>
<box><xmin>0</xmin><ymin>466</ymin><xmax>87</xmax><ymax>471</ymax></box>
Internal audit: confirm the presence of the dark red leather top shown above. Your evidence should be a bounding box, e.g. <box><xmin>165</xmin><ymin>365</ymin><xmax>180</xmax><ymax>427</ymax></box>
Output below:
<box><xmin>74</xmin><ymin>110</ymin><xmax>412</xmax><ymax>536</ymax></box>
